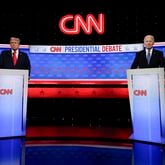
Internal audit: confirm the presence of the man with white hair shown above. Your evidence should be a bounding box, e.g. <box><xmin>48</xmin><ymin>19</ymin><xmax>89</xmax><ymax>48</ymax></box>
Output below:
<box><xmin>131</xmin><ymin>34</ymin><xmax>165</xmax><ymax>69</ymax></box>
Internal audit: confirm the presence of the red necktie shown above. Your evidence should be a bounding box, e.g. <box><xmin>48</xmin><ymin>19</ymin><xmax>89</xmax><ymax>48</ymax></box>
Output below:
<box><xmin>12</xmin><ymin>50</ymin><xmax>17</xmax><ymax>66</ymax></box>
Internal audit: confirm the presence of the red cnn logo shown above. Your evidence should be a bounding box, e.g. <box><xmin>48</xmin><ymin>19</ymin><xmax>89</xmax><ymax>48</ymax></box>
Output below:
<box><xmin>0</xmin><ymin>89</ymin><xmax>13</xmax><ymax>95</ymax></box>
<box><xmin>59</xmin><ymin>13</ymin><xmax>105</xmax><ymax>35</ymax></box>
<box><xmin>133</xmin><ymin>90</ymin><xmax>147</xmax><ymax>96</ymax></box>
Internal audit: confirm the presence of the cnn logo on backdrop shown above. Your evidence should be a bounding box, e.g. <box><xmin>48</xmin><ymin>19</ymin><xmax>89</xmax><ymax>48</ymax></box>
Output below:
<box><xmin>59</xmin><ymin>13</ymin><xmax>105</xmax><ymax>35</ymax></box>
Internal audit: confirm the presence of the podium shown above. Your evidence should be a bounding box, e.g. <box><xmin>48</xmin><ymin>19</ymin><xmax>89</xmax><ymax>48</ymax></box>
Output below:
<box><xmin>127</xmin><ymin>68</ymin><xmax>165</xmax><ymax>144</ymax></box>
<box><xmin>0</xmin><ymin>69</ymin><xmax>28</xmax><ymax>138</ymax></box>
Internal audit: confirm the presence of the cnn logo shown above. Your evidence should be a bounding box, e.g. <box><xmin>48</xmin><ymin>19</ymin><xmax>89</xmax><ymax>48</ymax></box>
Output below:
<box><xmin>133</xmin><ymin>90</ymin><xmax>147</xmax><ymax>96</ymax></box>
<box><xmin>59</xmin><ymin>13</ymin><xmax>105</xmax><ymax>35</ymax></box>
<box><xmin>0</xmin><ymin>89</ymin><xmax>13</xmax><ymax>95</ymax></box>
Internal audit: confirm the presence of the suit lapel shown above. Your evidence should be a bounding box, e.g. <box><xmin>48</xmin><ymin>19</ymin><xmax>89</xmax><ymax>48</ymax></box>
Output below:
<box><xmin>149</xmin><ymin>49</ymin><xmax>156</xmax><ymax>63</ymax></box>
<box><xmin>142</xmin><ymin>50</ymin><xmax>148</xmax><ymax>64</ymax></box>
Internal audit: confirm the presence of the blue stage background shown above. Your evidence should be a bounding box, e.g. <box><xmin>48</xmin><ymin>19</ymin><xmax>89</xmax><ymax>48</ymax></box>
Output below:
<box><xmin>0</xmin><ymin>43</ymin><xmax>165</xmax><ymax>80</ymax></box>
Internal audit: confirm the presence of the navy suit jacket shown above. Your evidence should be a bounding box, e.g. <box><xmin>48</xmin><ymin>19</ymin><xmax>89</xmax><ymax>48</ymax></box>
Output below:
<box><xmin>131</xmin><ymin>48</ymin><xmax>165</xmax><ymax>69</ymax></box>
<box><xmin>0</xmin><ymin>50</ymin><xmax>31</xmax><ymax>77</ymax></box>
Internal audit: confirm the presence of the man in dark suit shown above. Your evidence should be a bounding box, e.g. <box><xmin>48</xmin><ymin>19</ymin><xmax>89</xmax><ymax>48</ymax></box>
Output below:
<box><xmin>0</xmin><ymin>37</ymin><xmax>31</xmax><ymax>78</ymax></box>
<box><xmin>131</xmin><ymin>34</ymin><xmax>165</xmax><ymax>69</ymax></box>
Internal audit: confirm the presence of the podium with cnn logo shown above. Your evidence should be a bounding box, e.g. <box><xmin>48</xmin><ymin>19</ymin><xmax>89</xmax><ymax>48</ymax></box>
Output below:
<box><xmin>0</xmin><ymin>69</ymin><xmax>28</xmax><ymax>138</ymax></box>
<box><xmin>127</xmin><ymin>68</ymin><xmax>165</xmax><ymax>144</ymax></box>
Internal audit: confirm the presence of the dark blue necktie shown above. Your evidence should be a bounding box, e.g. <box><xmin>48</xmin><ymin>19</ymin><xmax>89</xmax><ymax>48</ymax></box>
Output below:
<box><xmin>147</xmin><ymin>49</ymin><xmax>151</xmax><ymax>64</ymax></box>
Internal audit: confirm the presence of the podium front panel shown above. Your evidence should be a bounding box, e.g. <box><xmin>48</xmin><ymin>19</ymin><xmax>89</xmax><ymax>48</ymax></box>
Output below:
<box><xmin>127</xmin><ymin>68</ymin><xmax>165</xmax><ymax>143</ymax></box>
<box><xmin>0</xmin><ymin>69</ymin><xmax>28</xmax><ymax>137</ymax></box>
<box><xmin>132</xmin><ymin>74</ymin><xmax>161</xmax><ymax>142</ymax></box>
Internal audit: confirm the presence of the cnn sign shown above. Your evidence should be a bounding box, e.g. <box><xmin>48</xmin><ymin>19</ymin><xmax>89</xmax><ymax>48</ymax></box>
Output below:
<box><xmin>59</xmin><ymin>13</ymin><xmax>105</xmax><ymax>35</ymax></box>
<box><xmin>133</xmin><ymin>89</ymin><xmax>147</xmax><ymax>96</ymax></box>
<box><xmin>0</xmin><ymin>89</ymin><xmax>13</xmax><ymax>95</ymax></box>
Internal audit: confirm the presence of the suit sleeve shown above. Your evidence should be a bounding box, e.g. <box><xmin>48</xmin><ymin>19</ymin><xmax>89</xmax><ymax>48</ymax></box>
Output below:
<box><xmin>159</xmin><ymin>51</ymin><xmax>165</xmax><ymax>68</ymax></box>
<box><xmin>131</xmin><ymin>52</ymin><xmax>139</xmax><ymax>69</ymax></box>
<box><xmin>0</xmin><ymin>51</ymin><xmax>5</xmax><ymax>68</ymax></box>
<box><xmin>0</xmin><ymin>53</ymin><xmax>2</xmax><ymax>68</ymax></box>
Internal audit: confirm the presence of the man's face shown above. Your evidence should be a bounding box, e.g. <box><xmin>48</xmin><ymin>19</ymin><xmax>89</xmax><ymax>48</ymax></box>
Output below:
<box><xmin>10</xmin><ymin>38</ymin><xmax>20</xmax><ymax>50</ymax></box>
<box><xmin>144</xmin><ymin>36</ymin><xmax>154</xmax><ymax>49</ymax></box>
